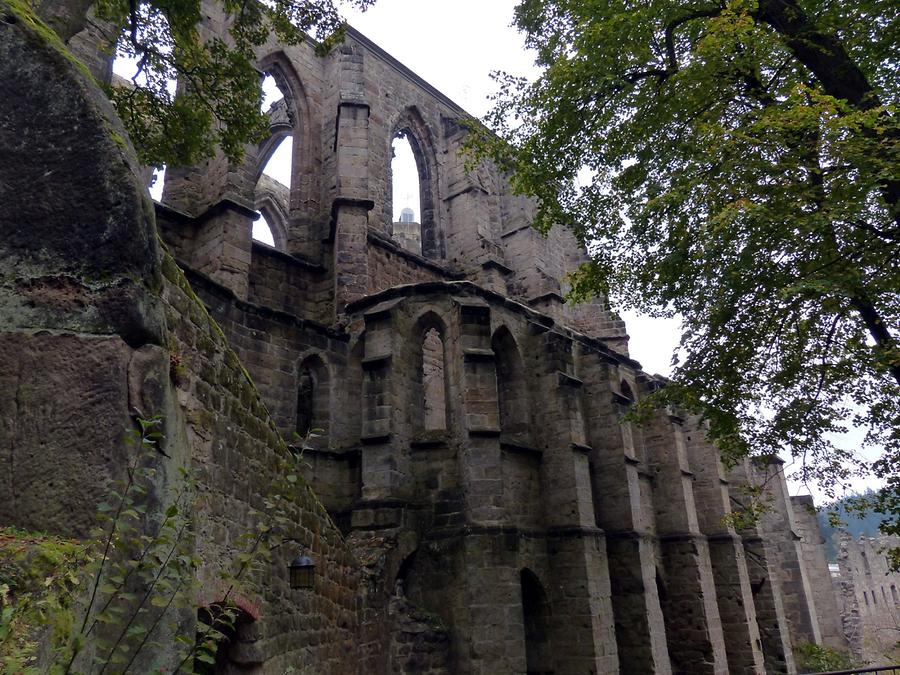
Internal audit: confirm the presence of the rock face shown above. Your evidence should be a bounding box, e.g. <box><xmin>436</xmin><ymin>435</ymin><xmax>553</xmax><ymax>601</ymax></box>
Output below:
<box><xmin>0</xmin><ymin>1</ymin><xmax>851</xmax><ymax>673</ymax></box>
<box><xmin>1</xmin><ymin>4</ymin><xmax>361</xmax><ymax>673</ymax></box>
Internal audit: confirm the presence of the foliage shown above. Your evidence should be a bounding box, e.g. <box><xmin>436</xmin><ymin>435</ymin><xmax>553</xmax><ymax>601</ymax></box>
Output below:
<box><xmin>794</xmin><ymin>642</ymin><xmax>856</xmax><ymax>672</ymax></box>
<box><xmin>722</xmin><ymin>481</ymin><xmax>771</xmax><ymax>532</ymax></box>
<box><xmin>816</xmin><ymin>489</ymin><xmax>884</xmax><ymax>560</ymax></box>
<box><xmin>77</xmin><ymin>0</ymin><xmax>375</xmax><ymax>167</ymax></box>
<box><xmin>0</xmin><ymin>413</ymin><xmax>319</xmax><ymax>673</ymax></box>
<box><xmin>472</xmin><ymin>0</ymin><xmax>899</xmax><ymax>526</ymax></box>
<box><xmin>0</xmin><ymin>528</ymin><xmax>89</xmax><ymax>672</ymax></box>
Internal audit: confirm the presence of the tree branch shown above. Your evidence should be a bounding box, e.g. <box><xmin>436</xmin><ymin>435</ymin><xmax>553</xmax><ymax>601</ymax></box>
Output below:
<box><xmin>848</xmin><ymin>294</ymin><xmax>900</xmax><ymax>387</ymax></box>
<box><xmin>754</xmin><ymin>0</ymin><xmax>900</xmax><ymax>226</ymax></box>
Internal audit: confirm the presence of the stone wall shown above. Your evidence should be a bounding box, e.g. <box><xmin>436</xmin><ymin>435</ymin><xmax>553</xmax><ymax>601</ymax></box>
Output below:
<box><xmin>0</xmin><ymin>10</ymin><xmax>365</xmax><ymax>672</ymax></box>
<box><xmin>0</xmin><ymin>1</ymin><xmax>849</xmax><ymax>672</ymax></box>
<box><xmin>791</xmin><ymin>495</ymin><xmax>848</xmax><ymax>650</ymax></box>
<box><xmin>836</xmin><ymin>533</ymin><xmax>900</xmax><ymax>665</ymax></box>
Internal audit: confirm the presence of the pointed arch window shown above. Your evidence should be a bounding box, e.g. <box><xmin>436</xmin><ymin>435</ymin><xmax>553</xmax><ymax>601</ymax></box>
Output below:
<box><xmin>252</xmin><ymin>72</ymin><xmax>293</xmax><ymax>250</ymax></box>
<box><xmin>386</xmin><ymin>111</ymin><xmax>441</xmax><ymax>259</ymax></box>
<box><xmin>520</xmin><ymin>569</ymin><xmax>553</xmax><ymax>674</ymax></box>
<box><xmin>390</xmin><ymin>132</ymin><xmax>422</xmax><ymax>255</ymax></box>
<box><xmin>492</xmin><ymin>327</ymin><xmax>531</xmax><ymax>442</ymax></box>
<box><xmin>422</xmin><ymin>327</ymin><xmax>447</xmax><ymax>431</ymax></box>
<box><xmin>296</xmin><ymin>356</ymin><xmax>329</xmax><ymax>443</ymax></box>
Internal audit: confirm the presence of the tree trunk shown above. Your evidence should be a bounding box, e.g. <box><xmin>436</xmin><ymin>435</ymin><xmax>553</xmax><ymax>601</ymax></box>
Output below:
<box><xmin>849</xmin><ymin>296</ymin><xmax>900</xmax><ymax>387</ymax></box>
<box><xmin>755</xmin><ymin>0</ymin><xmax>900</xmax><ymax>226</ymax></box>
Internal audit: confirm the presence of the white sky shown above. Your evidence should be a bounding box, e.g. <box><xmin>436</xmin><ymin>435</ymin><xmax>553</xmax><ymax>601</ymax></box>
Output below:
<box><xmin>131</xmin><ymin>1</ymin><xmax>878</xmax><ymax>505</ymax></box>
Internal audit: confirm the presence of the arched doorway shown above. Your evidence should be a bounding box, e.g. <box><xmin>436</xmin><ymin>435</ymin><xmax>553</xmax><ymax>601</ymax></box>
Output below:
<box><xmin>194</xmin><ymin>604</ymin><xmax>261</xmax><ymax>674</ymax></box>
<box><xmin>520</xmin><ymin>569</ymin><xmax>554</xmax><ymax>674</ymax></box>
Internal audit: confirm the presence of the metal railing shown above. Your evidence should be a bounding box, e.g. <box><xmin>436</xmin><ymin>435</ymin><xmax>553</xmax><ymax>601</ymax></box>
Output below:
<box><xmin>801</xmin><ymin>666</ymin><xmax>900</xmax><ymax>675</ymax></box>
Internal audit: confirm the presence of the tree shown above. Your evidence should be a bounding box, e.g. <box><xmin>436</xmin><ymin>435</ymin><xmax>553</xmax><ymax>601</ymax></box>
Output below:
<box><xmin>36</xmin><ymin>0</ymin><xmax>373</xmax><ymax>167</ymax></box>
<box><xmin>472</xmin><ymin>0</ymin><xmax>899</xmax><ymax>511</ymax></box>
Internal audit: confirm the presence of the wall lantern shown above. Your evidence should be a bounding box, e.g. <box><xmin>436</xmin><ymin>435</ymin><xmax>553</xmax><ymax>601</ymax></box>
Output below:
<box><xmin>288</xmin><ymin>554</ymin><xmax>316</xmax><ymax>590</ymax></box>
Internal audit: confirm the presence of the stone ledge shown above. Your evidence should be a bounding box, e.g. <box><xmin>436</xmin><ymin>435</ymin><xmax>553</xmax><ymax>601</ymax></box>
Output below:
<box><xmin>180</xmin><ymin>263</ymin><xmax>348</xmax><ymax>341</ymax></box>
<box><xmin>360</xmin><ymin>433</ymin><xmax>391</xmax><ymax>445</ymax></box>
<box><xmin>410</xmin><ymin>434</ymin><xmax>450</xmax><ymax>449</ymax></box>
<box><xmin>468</xmin><ymin>428</ymin><xmax>501</xmax><ymax>438</ymax></box>
<box><xmin>557</xmin><ymin>371</ymin><xmax>584</xmax><ymax>388</ymax></box>
<box><xmin>528</xmin><ymin>291</ymin><xmax>566</xmax><ymax>307</ymax></box>
<box><xmin>481</xmin><ymin>258</ymin><xmax>512</xmax><ymax>275</ymax></box>
<box><xmin>344</xmin><ymin>281</ymin><xmax>644</xmax><ymax>372</ymax></box>
<box><xmin>462</xmin><ymin>348</ymin><xmax>495</xmax><ymax>362</ymax></box>
<box><xmin>361</xmin><ymin>354</ymin><xmax>392</xmax><ymax>370</ymax></box>
<box><xmin>250</xmin><ymin>239</ymin><xmax>326</xmax><ymax>273</ymax></box>
<box><xmin>290</xmin><ymin>445</ymin><xmax>360</xmax><ymax>460</ymax></box>
<box><xmin>500</xmin><ymin>440</ymin><xmax>542</xmax><ymax>457</ymax></box>
<box><xmin>611</xmin><ymin>391</ymin><xmax>634</xmax><ymax>406</ymax></box>
<box><xmin>411</xmin><ymin>430</ymin><xmax>451</xmax><ymax>447</ymax></box>
<box><xmin>658</xmin><ymin>532</ymin><xmax>705</xmax><ymax>543</ymax></box>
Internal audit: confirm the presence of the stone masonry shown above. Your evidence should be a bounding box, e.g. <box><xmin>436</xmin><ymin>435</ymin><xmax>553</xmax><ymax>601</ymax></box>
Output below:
<box><xmin>0</xmin><ymin>1</ymin><xmax>856</xmax><ymax>672</ymax></box>
<box><xmin>834</xmin><ymin>534</ymin><xmax>900</xmax><ymax>665</ymax></box>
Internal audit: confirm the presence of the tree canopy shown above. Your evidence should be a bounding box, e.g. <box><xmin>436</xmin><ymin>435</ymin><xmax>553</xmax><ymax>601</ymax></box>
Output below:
<box><xmin>38</xmin><ymin>0</ymin><xmax>373</xmax><ymax>167</ymax></box>
<box><xmin>473</xmin><ymin>0</ymin><xmax>899</xmax><ymax>510</ymax></box>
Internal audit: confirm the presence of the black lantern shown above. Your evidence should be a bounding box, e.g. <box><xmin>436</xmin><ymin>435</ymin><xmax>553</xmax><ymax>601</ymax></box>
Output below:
<box><xmin>288</xmin><ymin>554</ymin><xmax>315</xmax><ymax>589</ymax></box>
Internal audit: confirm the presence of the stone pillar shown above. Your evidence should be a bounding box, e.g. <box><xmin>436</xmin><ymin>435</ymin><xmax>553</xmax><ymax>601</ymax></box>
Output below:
<box><xmin>529</xmin><ymin>330</ymin><xmax>619</xmax><ymax>675</ymax></box>
<box><xmin>455</xmin><ymin>297</ymin><xmax>504</xmax><ymax>525</ymax></box>
<box><xmin>684</xmin><ymin>420</ymin><xmax>766</xmax><ymax>674</ymax></box>
<box><xmin>352</xmin><ymin>299</ymin><xmax>404</xmax><ymax>530</ymax></box>
<box><xmin>791</xmin><ymin>495</ymin><xmax>848</xmax><ymax>650</ymax></box>
<box><xmin>580</xmin><ymin>355</ymin><xmax>672</xmax><ymax>674</ymax></box>
<box><xmin>443</xmin><ymin>120</ymin><xmax>509</xmax><ymax>288</ymax></box>
<box><xmin>730</xmin><ymin>459</ymin><xmax>797</xmax><ymax>674</ymax></box>
<box><xmin>331</xmin><ymin>88</ymin><xmax>374</xmax><ymax>312</ymax></box>
<box><xmin>189</xmin><ymin>200</ymin><xmax>257</xmax><ymax>300</ymax></box>
<box><xmin>754</xmin><ymin>457</ymin><xmax>822</xmax><ymax>648</ymax></box>
<box><xmin>332</xmin><ymin>195</ymin><xmax>373</xmax><ymax>311</ymax></box>
<box><xmin>644</xmin><ymin>410</ymin><xmax>729</xmax><ymax>674</ymax></box>
<box><xmin>460</xmin><ymin>534</ymin><xmax>530</xmax><ymax>675</ymax></box>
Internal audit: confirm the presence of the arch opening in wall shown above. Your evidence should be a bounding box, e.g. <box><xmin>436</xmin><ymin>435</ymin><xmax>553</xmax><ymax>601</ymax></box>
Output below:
<box><xmin>616</xmin><ymin>376</ymin><xmax>645</xmax><ymax>462</ymax></box>
<box><xmin>195</xmin><ymin>604</ymin><xmax>261</xmax><ymax>674</ymax></box>
<box><xmin>655</xmin><ymin>567</ymin><xmax>669</xmax><ymax>603</ymax></box>
<box><xmin>422</xmin><ymin>327</ymin><xmax>447</xmax><ymax>432</ymax></box>
<box><xmin>296</xmin><ymin>355</ymin><xmax>329</xmax><ymax>445</ymax></box>
<box><xmin>386</xmin><ymin>109</ymin><xmax>442</xmax><ymax>260</ymax></box>
<box><xmin>253</xmin><ymin>213</ymin><xmax>277</xmax><ymax>247</ymax></box>
<box><xmin>390</xmin><ymin>132</ymin><xmax>422</xmax><ymax>255</ymax></box>
<box><xmin>492</xmin><ymin>327</ymin><xmax>531</xmax><ymax>443</ymax></box>
<box><xmin>620</xmin><ymin>379</ymin><xmax>635</xmax><ymax>405</ymax></box>
<box><xmin>520</xmin><ymin>569</ymin><xmax>553</xmax><ymax>675</ymax></box>
<box><xmin>395</xmin><ymin>549</ymin><xmax>419</xmax><ymax>598</ymax></box>
<box><xmin>252</xmin><ymin>70</ymin><xmax>295</xmax><ymax>250</ymax></box>
<box><xmin>411</xmin><ymin>313</ymin><xmax>449</xmax><ymax>435</ymax></box>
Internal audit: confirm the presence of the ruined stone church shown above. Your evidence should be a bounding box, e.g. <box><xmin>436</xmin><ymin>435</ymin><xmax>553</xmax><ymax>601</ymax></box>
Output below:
<box><xmin>0</xmin><ymin>3</ymin><xmax>850</xmax><ymax>673</ymax></box>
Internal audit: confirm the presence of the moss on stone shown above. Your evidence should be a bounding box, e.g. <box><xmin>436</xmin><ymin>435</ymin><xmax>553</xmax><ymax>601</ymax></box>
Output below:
<box><xmin>1</xmin><ymin>0</ymin><xmax>93</xmax><ymax>81</ymax></box>
<box><xmin>0</xmin><ymin>528</ymin><xmax>89</xmax><ymax>672</ymax></box>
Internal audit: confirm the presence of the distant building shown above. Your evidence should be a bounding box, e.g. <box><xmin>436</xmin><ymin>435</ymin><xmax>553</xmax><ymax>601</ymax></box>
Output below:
<box><xmin>392</xmin><ymin>206</ymin><xmax>422</xmax><ymax>255</ymax></box>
